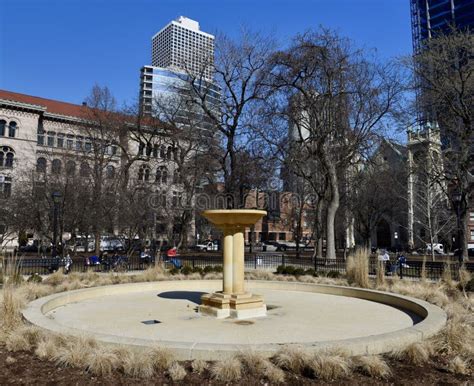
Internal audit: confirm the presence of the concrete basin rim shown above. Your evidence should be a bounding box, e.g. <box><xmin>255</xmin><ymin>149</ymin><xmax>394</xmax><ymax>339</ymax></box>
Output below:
<box><xmin>22</xmin><ymin>280</ymin><xmax>447</xmax><ymax>358</ymax></box>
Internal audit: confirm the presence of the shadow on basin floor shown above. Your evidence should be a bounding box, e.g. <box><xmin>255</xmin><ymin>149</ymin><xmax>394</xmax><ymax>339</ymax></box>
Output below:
<box><xmin>158</xmin><ymin>291</ymin><xmax>207</xmax><ymax>305</ymax></box>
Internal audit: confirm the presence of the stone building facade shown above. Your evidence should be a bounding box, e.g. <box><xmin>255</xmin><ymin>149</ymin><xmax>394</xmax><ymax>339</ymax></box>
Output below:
<box><xmin>0</xmin><ymin>89</ymin><xmax>193</xmax><ymax>249</ymax></box>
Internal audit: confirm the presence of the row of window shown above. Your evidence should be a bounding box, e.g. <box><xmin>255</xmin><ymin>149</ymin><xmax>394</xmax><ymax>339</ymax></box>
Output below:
<box><xmin>0</xmin><ymin>120</ymin><xmax>17</xmax><ymax>138</ymax></box>
<box><xmin>0</xmin><ymin>146</ymin><xmax>15</xmax><ymax>168</ymax></box>
<box><xmin>137</xmin><ymin>164</ymin><xmax>181</xmax><ymax>184</ymax></box>
<box><xmin>139</xmin><ymin>143</ymin><xmax>179</xmax><ymax>160</ymax></box>
<box><xmin>37</xmin><ymin>131</ymin><xmax>117</xmax><ymax>155</ymax></box>
<box><xmin>36</xmin><ymin>157</ymin><xmax>115</xmax><ymax>179</ymax></box>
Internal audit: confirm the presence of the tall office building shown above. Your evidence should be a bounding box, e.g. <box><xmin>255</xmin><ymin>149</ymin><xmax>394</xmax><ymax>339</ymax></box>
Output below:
<box><xmin>139</xmin><ymin>17</ymin><xmax>219</xmax><ymax>129</ymax></box>
<box><xmin>409</xmin><ymin>1</ymin><xmax>474</xmax><ymax>250</ymax></box>
<box><xmin>411</xmin><ymin>0</ymin><xmax>474</xmax><ymax>53</ymax></box>
<box><xmin>151</xmin><ymin>16</ymin><xmax>214</xmax><ymax>80</ymax></box>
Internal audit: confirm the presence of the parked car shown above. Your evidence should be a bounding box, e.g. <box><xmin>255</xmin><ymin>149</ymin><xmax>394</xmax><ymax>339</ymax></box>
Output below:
<box><xmin>261</xmin><ymin>242</ymin><xmax>279</xmax><ymax>252</ymax></box>
<box><xmin>195</xmin><ymin>240</ymin><xmax>219</xmax><ymax>252</ymax></box>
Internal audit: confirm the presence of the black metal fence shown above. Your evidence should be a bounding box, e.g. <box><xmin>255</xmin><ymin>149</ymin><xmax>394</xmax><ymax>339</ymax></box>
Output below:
<box><xmin>3</xmin><ymin>254</ymin><xmax>473</xmax><ymax>282</ymax></box>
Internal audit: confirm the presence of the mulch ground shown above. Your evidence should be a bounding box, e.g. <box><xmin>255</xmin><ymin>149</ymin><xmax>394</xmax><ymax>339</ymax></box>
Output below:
<box><xmin>0</xmin><ymin>346</ymin><xmax>471</xmax><ymax>385</ymax></box>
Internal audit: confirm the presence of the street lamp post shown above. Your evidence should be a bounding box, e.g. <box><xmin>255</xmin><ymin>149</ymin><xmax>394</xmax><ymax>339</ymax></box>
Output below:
<box><xmin>52</xmin><ymin>191</ymin><xmax>62</xmax><ymax>258</ymax></box>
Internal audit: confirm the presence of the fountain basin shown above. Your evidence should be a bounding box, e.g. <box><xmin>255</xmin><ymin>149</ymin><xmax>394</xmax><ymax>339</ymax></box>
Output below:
<box><xmin>23</xmin><ymin>280</ymin><xmax>447</xmax><ymax>360</ymax></box>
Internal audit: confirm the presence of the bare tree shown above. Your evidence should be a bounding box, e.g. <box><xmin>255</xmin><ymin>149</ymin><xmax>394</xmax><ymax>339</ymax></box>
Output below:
<box><xmin>184</xmin><ymin>30</ymin><xmax>276</xmax><ymax>208</ymax></box>
<box><xmin>267</xmin><ymin>28</ymin><xmax>403</xmax><ymax>259</ymax></box>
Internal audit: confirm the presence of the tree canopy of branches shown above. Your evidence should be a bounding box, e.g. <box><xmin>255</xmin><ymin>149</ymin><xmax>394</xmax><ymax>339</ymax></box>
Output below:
<box><xmin>264</xmin><ymin>28</ymin><xmax>403</xmax><ymax>258</ymax></box>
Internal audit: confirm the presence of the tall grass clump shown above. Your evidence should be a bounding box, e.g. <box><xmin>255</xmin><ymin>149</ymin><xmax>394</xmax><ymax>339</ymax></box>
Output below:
<box><xmin>308</xmin><ymin>351</ymin><xmax>352</xmax><ymax>380</ymax></box>
<box><xmin>210</xmin><ymin>357</ymin><xmax>242</xmax><ymax>382</ymax></box>
<box><xmin>239</xmin><ymin>351</ymin><xmax>285</xmax><ymax>383</ymax></box>
<box><xmin>353</xmin><ymin>355</ymin><xmax>392</xmax><ymax>379</ymax></box>
<box><xmin>376</xmin><ymin>260</ymin><xmax>385</xmax><ymax>288</ymax></box>
<box><xmin>458</xmin><ymin>267</ymin><xmax>471</xmax><ymax>298</ymax></box>
<box><xmin>391</xmin><ymin>341</ymin><xmax>434</xmax><ymax>366</ymax></box>
<box><xmin>273</xmin><ymin>346</ymin><xmax>310</xmax><ymax>375</ymax></box>
<box><xmin>0</xmin><ymin>255</ymin><xmax>27</xmax><ymax>332</ymax></box>
<box><xmin>168</xmin><ymin>362</ymin><xmax>187</xmax><ymax>381</ymax></box>
<box><xmin>346</xmin><ymin>248</ymin><xmax>369</xmax><ymax>288</ymax></box>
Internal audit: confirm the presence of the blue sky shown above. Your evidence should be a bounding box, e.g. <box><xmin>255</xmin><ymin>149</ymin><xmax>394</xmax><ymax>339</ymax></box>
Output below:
<box><xmin>0</xmin><ymin>0</ymin><xmax>412</xmax><ymax>107</ymax></box>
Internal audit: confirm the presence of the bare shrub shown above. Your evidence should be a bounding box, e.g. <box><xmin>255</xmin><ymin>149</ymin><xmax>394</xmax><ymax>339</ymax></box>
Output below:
<box><xmin>191</xmin><ymin>359</ymin><xmax>208</xmax><ymax>374</ymax></box>
<box><xmin>353</xmin><ymin>355</ymin><xmax>392</xmax><ymax>379</ymax></box>
<box><xmin>273</xmin><ymin>346</ymin><xmax>310</xmax><ymax>374</ymax></box>
<box><xmin>168</xmin><ymin>361</ymin><xmax>187</xmax><ymax>381</ymax></box>
<box><xmin>210</xmin><ymin>357</ymin><xmax>242</xmax><ymax>382</ymax></box>
<box><xmin>308</xmin><ymin>352</ymin><xmax>352</xmax><ymax>380</ymax></box>
<box><xmin>391</xmin><ymin>341</ymin><xmax>434</xmax><ymax>366</ymax></box>
<box><xmin>447</xmin><ymin>356</ymin><xmax>471</xmax><ymax>376</ymax></box>
<box><xmin>346</xmin><ymin>248</ymin><xmax>369</xmax><ymax>288</ymax></box>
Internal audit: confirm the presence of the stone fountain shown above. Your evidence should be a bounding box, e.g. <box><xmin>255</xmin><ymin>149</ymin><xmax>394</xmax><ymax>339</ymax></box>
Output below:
<box><xmin>198</xmin><ymin>209</ymin><xmax>267</xmax><ymax>319</ymax></box>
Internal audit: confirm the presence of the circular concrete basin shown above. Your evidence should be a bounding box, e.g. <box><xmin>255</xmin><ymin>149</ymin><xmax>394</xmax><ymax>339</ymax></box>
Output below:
<box><xmin>23</xmin><ymin>280</ymin><xmax>446</xmax><ymax>360</ymax></box>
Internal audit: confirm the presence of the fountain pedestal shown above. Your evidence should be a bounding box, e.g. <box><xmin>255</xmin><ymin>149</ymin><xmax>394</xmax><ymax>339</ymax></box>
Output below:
<box><xmin>198</xmin><ymin>210</ymin><xmax>267</xmax><ymax>319</ymax></box>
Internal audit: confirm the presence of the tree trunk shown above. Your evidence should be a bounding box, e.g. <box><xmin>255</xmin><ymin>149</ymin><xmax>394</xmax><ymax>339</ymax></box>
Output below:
<box><xmin>312</xmin><ymin>198</ymin><xmax>324</xmax><ymax>259</ymax></box>
<box><xmin>325</xmin><ymin>160</ymin><xmax>339</xmax><ymax>260</ymax></box>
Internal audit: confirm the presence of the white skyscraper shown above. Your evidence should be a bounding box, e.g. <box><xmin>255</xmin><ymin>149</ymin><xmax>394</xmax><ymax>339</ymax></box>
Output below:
<box><xmin>151</xmin><ymin>16</ymin><xmax>214</xmax><ymax>80</ymax></box>
<box><xmin>140</xmin><ymin>16</ymin><xmax>219</xmax><ymax>129</ymax></box>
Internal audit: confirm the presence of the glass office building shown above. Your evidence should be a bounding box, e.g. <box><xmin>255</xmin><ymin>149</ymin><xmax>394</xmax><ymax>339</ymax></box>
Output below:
<box><xmin>140</xmin><ymin>65</ymin><xmax>220</xmax><ymax>131</ymax></box>
<box><xmin>411</xmin><ymin>0</ymin><xmax>474</xmax><ymax>52</ymax></box>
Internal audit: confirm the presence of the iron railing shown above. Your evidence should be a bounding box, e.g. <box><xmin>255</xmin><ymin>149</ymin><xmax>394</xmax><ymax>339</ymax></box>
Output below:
<box><xmin>3</xmin><ymin>254</ymin><xmax>473</xmax><ymax>282</ymax></box>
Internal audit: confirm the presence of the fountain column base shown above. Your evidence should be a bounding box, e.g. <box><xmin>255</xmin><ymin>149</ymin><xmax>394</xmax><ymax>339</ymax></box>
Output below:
<box><xmin>199</xmin><ymin>292</ymin><xmax>267</xmax><ymax>319</ymax></box>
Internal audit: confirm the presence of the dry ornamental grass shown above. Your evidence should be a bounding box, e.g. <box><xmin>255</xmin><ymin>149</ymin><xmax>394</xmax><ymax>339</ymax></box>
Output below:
<box><xmin>0</xmin><ymin>259</ymin><xmax>472</xmax><ymax>382</ymax></box>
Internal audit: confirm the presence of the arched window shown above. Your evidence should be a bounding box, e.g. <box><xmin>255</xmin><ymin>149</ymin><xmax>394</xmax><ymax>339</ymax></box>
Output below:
<box><xmin>138</xmin><ymin>165</ymin><xmax>150</xmax><ymax>182</ymax></box>
<box><xmin>51</xmin><ymin>159</ymin><xmax>62</xmax><ymax>174</ymax></box>
<box><xmin>153</xmin><ymin>144</ymin><xmax>159</xmax><ymax>158</ymax></box>
<box><xmin>0</xmin><ymin>146</ymin><xmax>15</xmax><ymax>168</ymax></box>
<box><xmin>173</xmin><ymin>148</ymin><xmax>179</xmax><ymax>161</ymax></box>
<box><xmin>162</xmin><ymin>168</ymin><xmax>168</xmax><ymax>184</ymax></box>
<box><xmin>66</xmin><ymin>160</ymin><xmax>76</xmax><ymax>176</ymax></box>
<box><xmin>160</xmin><ymin>145</ymin><xmax>166</xmax><ymax>159</ymax></box>
<box><xmin>8</xmin><ymin>122</ymin><xmax>17</xmax><ymax>138</ymax></box>
<box><xmin>0</xmin><ymin>120</ymin><xmax>6</xmax><ymax>136</ymax></box>
<box><xmin>166</xmin><ymin>146</ymin><xmax>172</xmax><ymax>160</ymax></box>
<box><xmin>80</xmin><ymin>162</ymin><xmax>90</xmax><ymax>177</ymax></box>
<box><xmin>36</xmin><ymin>157</ymin><xmax>47</xmax><ymax>173</ymax></box>
<box><xmin>106</xmin><ymin>165</ymin><xmax>115</xmax><ymax>179</ymax></box>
